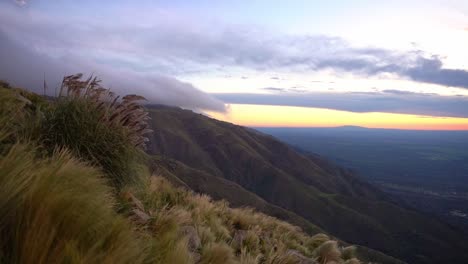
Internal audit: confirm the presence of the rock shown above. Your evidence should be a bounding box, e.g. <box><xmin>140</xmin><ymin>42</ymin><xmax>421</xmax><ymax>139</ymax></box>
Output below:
<box><xmin>286</xmin><ymin>250</ymin><xmax>318</xmax><ymax>264</ymax></box>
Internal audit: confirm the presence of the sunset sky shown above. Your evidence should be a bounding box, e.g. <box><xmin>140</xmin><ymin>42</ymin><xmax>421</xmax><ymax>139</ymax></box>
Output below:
<box><xmin>1</xmin><ymin>0</ymin><xmax>468</xmax><ymax>130</ymax></box>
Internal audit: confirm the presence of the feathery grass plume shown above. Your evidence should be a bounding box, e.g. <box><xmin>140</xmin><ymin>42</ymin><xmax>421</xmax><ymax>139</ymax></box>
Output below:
<box><xmin>313</xmin><ymin>241</ymin><xmax>342</xmax><ymax>264</ymax></box>
<box><xmin>0</xmin><ymin>144</ymin><xmax>146</xmax><ymax>264</ymax></box>
<box><xmin>41</xmin><ymin>73</ymin><xmax>152</xmax><ymax>186</ymax></box>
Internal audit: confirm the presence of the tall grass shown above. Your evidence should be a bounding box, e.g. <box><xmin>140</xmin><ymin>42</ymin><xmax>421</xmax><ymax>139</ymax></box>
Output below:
<box><xmin>126</xmin><ymin>175</ymin><xmax>365</xmax><ymax>264</ymax></box>
<box><xmin>0</xmin><ymin>143</ymin><xmax>146</xmax><ymax>264</ymax></box>
<box><xmin>41</xmin><ymin>74</ymin><xmax>152</xmax><ymax>186</ymax></box>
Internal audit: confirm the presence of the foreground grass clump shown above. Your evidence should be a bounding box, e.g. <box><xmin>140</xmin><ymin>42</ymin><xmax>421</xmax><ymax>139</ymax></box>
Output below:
<box><xmin>0</xmin><ymin>143</ymin><xmax>147</xmax><ymax>264</ymax></box>
<box><xmin>0</xmin><ymin>79</ymin><xmax>364</xmax><ymax>264</ymax></box>
<box><xmin>40</xmin><ymin>74</ymin><xmax>152</xmax><ymax>186</ymax></box>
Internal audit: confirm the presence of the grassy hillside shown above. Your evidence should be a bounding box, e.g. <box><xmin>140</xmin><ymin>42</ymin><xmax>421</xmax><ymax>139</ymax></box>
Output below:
<box><xmin>146</xmin><ymin>105</ymin><xmax>468</xmax><ymax>264</ymax></box>
<box><xmin>0</xmin><ymin>76</ymin><xmax>367</xmax><ymax>264</ymax></box>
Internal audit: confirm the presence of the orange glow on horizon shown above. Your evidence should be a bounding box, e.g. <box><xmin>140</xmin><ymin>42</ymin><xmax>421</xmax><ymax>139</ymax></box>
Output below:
<box><xmin>205</xmin><ymin>104</ymin><xmax>468</xmax><ymax>131</ymax></box>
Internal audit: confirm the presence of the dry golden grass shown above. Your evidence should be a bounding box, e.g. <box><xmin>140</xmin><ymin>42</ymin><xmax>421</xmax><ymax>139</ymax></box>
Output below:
<box><xmin>0</xmin><ymin>144</ymin><xmax>146</xmax><ymax>264</ymax></box>
<box><xmin>124</xmin><ymin>175</ymin><xmax>366</xmax><ymax>264</ymax></box>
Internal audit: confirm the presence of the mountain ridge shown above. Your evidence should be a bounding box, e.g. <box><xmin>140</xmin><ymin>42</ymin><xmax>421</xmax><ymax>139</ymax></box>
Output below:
<box><xmin>146</xmin><ymin>104</ymin><xmax>468</xmax><ymax>264</ymax></box>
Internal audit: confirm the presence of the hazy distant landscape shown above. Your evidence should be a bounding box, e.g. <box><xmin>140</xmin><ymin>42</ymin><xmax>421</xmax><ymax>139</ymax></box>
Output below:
<box><xmin>257</xmin><ymin>127</ymin><xmax>468</xmax><ymax>231</ymax></box>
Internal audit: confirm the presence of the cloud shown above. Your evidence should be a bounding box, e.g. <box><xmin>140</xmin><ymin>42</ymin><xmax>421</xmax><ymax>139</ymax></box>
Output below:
<box><xmin>14</xmin><ymin>0</ymin><xmax>27</xmax><ymax>6</ymax></box>
<box><xmin>0</xmin><ymin>31</ymin><xmax>226</xmax><ymax>112</ymax></box>
<box><xmin>213</xmin><ymin>91</ymin><xmax>468</xmax><ymax>118</ymax></box>
<box><xmin>381</xmin><ymin>89</ymin><xmax>437</xmax><ymax>96</ymax></box>
<box><xmin>1</xmin><ymin>5</ymin><xmax>468</xmax><ymax>90</ymax></box>
<box><xmin>262</xmin><ymin>87</ymin><xmax>308</xmax><ymax>93</ymax></box>
<box><xmin>263</xmin><ymin>87</ymin><xmax>286</xmax><ymax>92</ymax></box>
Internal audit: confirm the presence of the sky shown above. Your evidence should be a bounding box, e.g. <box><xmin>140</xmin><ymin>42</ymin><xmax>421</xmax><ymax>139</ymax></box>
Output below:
<box><xmin>1</xmin><ymin>0</ymin><xmax>468</xmax><ymax>130</ymax></box>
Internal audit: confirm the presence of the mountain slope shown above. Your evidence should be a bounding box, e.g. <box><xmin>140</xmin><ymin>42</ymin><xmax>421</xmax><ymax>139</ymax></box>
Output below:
<box><xmin>1</xmin><ymin>81</ymin><xmax>371</xmax><ymax>264</ymax></box>
<box><xmin>146</xmin><ymin>105</ymin><xmax>468</xmax><ymax>264</ymax></box>
<box><xmin>151</xmin><ymin>155</ymin><xmax>324</xmax><ymax>235</ymax></box>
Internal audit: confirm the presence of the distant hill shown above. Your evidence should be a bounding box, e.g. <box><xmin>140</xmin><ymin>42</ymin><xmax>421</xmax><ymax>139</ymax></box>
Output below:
<box><xmin>146</xmin><ymin>105</ymin><xmax>468</xmax><ymax>264</ymax></box>
<box><xmin>255</xmin><ymin>126</ymin><xmax>468</xmax><ymax>191</ymax></box>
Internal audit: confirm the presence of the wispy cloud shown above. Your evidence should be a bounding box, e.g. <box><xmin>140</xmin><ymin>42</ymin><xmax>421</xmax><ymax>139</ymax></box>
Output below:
<box><xmin>263</xmin><ymin>87</ymin><xmax>286</xmax><ymax>92</ymax></box>
<box><xmin>214</xmin><ymin>91</ymin><xmax>468</xmax><ymax>118</ymax></box>
<box><xmin>14</xmin><ymin>0</ymin><xmax>27</xmax><ymax>6</ymax></box>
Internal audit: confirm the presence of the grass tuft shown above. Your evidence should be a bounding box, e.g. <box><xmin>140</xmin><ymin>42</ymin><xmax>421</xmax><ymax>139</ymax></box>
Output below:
<box><xmin>200</xmin><ymin>242</ymin><xmax>236</xmax><ymax>264</ymax></box>
<box><xmin>40</xmin><ymin>74</ymin><xmax>151</xmax><ymax>186</ymax></box>
<box><xmin>0</xmin><ymin>144</ymin><xmax>145</xmax><ymax>264</ymax></box>
<box><xmin>313</xmin><ymin>240</ymin><xmax>342</xmax><ymax>264</ymax></box>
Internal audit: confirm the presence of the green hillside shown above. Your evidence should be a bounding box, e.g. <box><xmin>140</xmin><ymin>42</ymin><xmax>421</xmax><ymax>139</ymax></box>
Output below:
<box><xmin>0</xmin><ymin>76</ymin><xmax>369</xmax><ymax>264</ymax></box>
<box><xmin>146</xmin><ymin>105</ymin><xmax>468</xmax><ymax>264</ymax></box>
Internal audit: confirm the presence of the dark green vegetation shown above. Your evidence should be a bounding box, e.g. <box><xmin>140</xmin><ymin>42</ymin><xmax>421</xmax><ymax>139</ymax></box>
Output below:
<box><xmin>0</xmin><ymin>78</ymin><xmax>367</xmax><ymax>264</ymax></box>
<box><xmin>147</xmin><ymin>106</ymin><xmax>468</xmax><ymax>264</ymax></box>
<box><xmin>256</xmin><ymin>126</ymin><xmax>468</xmax><ymax>233</ymax></box>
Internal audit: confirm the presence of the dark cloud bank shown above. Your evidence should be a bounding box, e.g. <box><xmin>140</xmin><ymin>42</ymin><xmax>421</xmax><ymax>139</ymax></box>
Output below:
<box><xmin>0</xmin><ymin>31</ymin><xmax>226</xmax><ymax>112</ymax></box>
<box><xmin>214</xmin><ymin>91</ymin><xmax>468</xmax><ymax>118</ymax></box>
